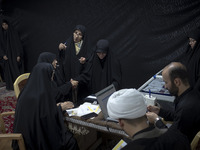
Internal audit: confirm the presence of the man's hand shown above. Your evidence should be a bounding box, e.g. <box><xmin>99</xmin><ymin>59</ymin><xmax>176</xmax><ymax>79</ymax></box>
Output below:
<box><xmin>70</xmin><ymin>79</ymin><xmax>78</xmax><ymax>88</ymax></box>
<box><xmin>146</xmin><ymin>112</ymin><xmax>159</xmax><ymax>124</ymax></box>
<box><xmin>147</xmin><ymin>105</ymin><xmax>160</xmax><ymax>114</ymax></box>
<box><xmin>79</xmin><ymin>57</ymin><xmax>86</xmax><ymax>64</ymax></box>
<box><xmin>57</xmin><ymin>101</ymin><xmax>74</xmax><ymax>111</ymax></box>
<box><xmin>3</xmin><ymin>55</ymin><xmax>8</xmax><ymax>60</ymax></box>
<box><xmin>58</xmin><ymin>43</ymin><xmax>67</xmax><ymax>50</ymax></box>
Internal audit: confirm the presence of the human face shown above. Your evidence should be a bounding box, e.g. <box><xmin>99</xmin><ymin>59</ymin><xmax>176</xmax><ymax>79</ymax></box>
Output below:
<box><xmin>73</xmin><ymin>30</ymin><xmax>83</xmax><ymax>43</ymax></box>
<box><xmin>162</xmin><ymin>71</ymin><xmax>178</xmax><ymax>96</ymax></box>
<box><xmin>189</xmin><ymin>38</ymin><xmax>196</xmax><ymax>49</ymax></box>
<box><xmin>97</xmin><ymin>52</ymin><xmax>107</xmax><ymax>59</ymax></box>
<box><xmin>2</xmin><ymin>22</ymin><xmax>8</xmax><ymax>30</ymax></box>
<box><xmin>52</xmin><ymin>59</ymin><xmax>58</xmax><ymax>69</ymax></box>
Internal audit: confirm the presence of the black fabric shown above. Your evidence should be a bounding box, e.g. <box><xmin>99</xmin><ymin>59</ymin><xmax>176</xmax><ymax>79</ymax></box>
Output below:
<box><xmin>0</xmin><ymin>17</ymin><xmax>24</xmax><ymax>90</ymax></box>
<box><xmin>159</xmin><ymin>87</ymin><xmax>200</xmax><ymax>142</ymax></box>
<box><xmin>37</xmin><ymin>52</ymin><xmax>72</xmax><ymax>102</ymax></box>
<box><xmin>181</xmin><ymin>28</ymin><xmax>200</xmax><ymax>90</ymax></box>
<box><xmin>57</xmin><ymin>24</ymin><xmax>92</xmax><ymax>101</ymax></box>
<box><xmin>1</xmin><ymin>0</ymin><xmax>200</xmax><ymax>88</ymax></box>
<box><xmin>58</xmin><ymin>24</ymin><xmax>92</xmax><ymax>81</ymax></box>
<box><xmin>123</xmin><ymin>127</ymin><xmax>191</xmax><ymax>150</ymax></box>
<box><xmin>78</xmin><ymin>39</ymin><xmax>121</xmax><ymax>94</ymax></box>
<box><xmin>12</xmin><ymin>63</ymin><xmax>79</xmax><ymax>150</ymax></box>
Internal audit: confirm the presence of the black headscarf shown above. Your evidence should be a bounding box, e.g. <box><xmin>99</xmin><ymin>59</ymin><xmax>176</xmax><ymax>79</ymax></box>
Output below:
<box><xmin>183</xmin><ymin>28</ymin><xmax>200</xmax><ymax>90</ymax></box>
<box><xmin>13</xmin><ymin>63</ymin><xmax>79</xmax><ymax>150</ymax></box>
<box><xmin>37</xmin><ymin>52</ymin><xmax>72</xmax><ymax>102</ymax></box>
<box><xmin>84</xmin><ymin>39</ymin><xmax>121</xmax><ymax>94</ymax></box>
<box><xmin>0</xmin><ymin>17</ymin><xmax>24</xmax><ymax>90</ymax></box>
<box><xmin>37</xmin><ymin>52</ymin><xmax>57</xmax><ymax>64</ymax></box>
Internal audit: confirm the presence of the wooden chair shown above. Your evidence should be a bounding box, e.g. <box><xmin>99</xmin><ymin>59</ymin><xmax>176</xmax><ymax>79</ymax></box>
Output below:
<box><xmin>191</xmin><ymin>131</ymin><xmax>200</xmax><ymax>150</ymax></box>
<box><xmin>13</xmin><ymin>73</ymin><xmax>30</xmax><ymax>99</ymax></box>
<box><xmin>0</xmin><ymin>111</ymin><xmax>26</xmax><ymax>150</ymax></box>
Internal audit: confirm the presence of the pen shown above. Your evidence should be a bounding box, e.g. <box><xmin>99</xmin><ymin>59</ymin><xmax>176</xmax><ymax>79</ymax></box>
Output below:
<box><xmin>149</xmin><ymin>89</ymin><xmax>151</xmax><ymax>98</ymax></box>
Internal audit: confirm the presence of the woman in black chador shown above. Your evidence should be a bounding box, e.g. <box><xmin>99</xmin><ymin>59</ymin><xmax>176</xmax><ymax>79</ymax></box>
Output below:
<box><xmin>0</xmin><ymin>18</ymin><xmax>24</xmax><ymax>90</ymax></box>
<box><xmin>12</xmin><ymin>63</ymin><xmax>79</xmax><ymax>150</ymax></box>
<box><xmin>58</xmin><ymin>25</ymin><xmax>91</xmax><ymax>81</ymax></box>
<box><xmin>58</xmin><ymin>25</ymin><xmax>91</xmax><ymax>101</ymax></box>
<box><xmin>77</xmin><ymin>39</ymin><xmax>121</xmax><ymax>95</ymax></box>
<box><xmin>182</xmin><ymin>28</ymin><xmax>200</xmax><ymax>90</ymax></box>
<box><xmin>37</xmin><ymin>52</ymin><xmax>78</xmax><ymax>102</ymax></box>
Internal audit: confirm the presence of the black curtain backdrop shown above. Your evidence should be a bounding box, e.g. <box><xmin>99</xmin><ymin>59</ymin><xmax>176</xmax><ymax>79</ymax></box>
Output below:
<box><xmin>1</xmin><ymin>0</ymin><xmax>200</xmax><ymax>88</ymax></box>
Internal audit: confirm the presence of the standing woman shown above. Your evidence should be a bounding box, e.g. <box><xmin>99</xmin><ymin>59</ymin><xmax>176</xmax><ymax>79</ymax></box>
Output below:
<box><xmin>79</xmin><ymin>39</ymin><xmax>122</xmax><ymax>94</ymax></box>
<box><xmin>58</xmin><ymin>25</ymin><xmax>91</xmax><ymax>81</ymax></box>
<box><xmin>58</xmin><ymin>25</ymin><xmax>91</xmax><ymax>101</ymax></box>
<box><xmin>12</xmin><ymin>63</ymin><xmax>79</xmax><ymax>150</ymax></box>
<box><xmin>182</xmin><ymin>28</ymin><xmax>200</xmax><ymax>90</ymax></box>
<box><xmin>0</xmin><ymin>17</ymin><xmax>24</xmax><ymax>90</ymax></box>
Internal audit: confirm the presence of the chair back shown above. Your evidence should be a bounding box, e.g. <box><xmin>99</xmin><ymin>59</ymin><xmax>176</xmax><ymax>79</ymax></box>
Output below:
<box><xmin>13</xmin><ymin>73</ymin><xmax>30</xmax><ymax>98</ymax></box>
<box><xmin>0</xmin><ymin>111</ymin><xmax>26</xmax><ymax>150</ymax></box>
<box><xmin>191</xmin><ymin>131</ymin><xmax>200</xmax><ymax>150</ymax></box>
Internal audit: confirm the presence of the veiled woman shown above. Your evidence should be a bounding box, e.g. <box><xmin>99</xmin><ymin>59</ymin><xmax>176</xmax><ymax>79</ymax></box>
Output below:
<box><xmin>12</xmin><ymin>63</ymin><xmax>79</xmax><ymax>150</ymax></box>
<box><xmin>182</xmin><ymin>28</ymin><xmax>200</xmax><ymax>90</ymax></box>
<box><xmin>0</xmin><ymin>17</ymin><xmax>24</xmax><ymax>90</ymax></box>
<box><xmin>78</xmin><ymin>39</ymin><xmax>122</xmax><ymax>94</ymax></box>
<box><xmin>58</xmin><ymin>25</ymin><xmax>91</xmax><ymax>101</ymax></box>
<box><xmin>37</xmin><ymin>52</ymin><xmax>78</xmax><ymax>102</ymax></box>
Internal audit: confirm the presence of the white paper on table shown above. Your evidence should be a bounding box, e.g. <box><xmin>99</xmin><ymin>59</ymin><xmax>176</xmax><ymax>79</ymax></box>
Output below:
<box><xmin>66</xmin><ymin>102</ymin><xmax>101</xmax><ymax>117</ymax></box>
<box><xmin>66</xmin><ymin>108</ymin><xmax>79</xmax><ymax>117</ymax></box>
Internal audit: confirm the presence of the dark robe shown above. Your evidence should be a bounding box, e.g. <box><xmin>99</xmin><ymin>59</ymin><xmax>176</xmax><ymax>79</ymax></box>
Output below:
<box><xmin>37</xmin><ymin>52</ymin><xmax>72</xmax><ymax>102</ymax></box>
<box><xmin>58</xmin><ymin>25</ymin><xmax>91</xmax><ymax>81</ymax></box>
<box><xmin>182</xmin><ymin>28</ymin><xmax>200</xmax><ymax>91</ymax></box>
<box><xmin>58</xmin><ymin>25</ymin><xmax>92</xmax><ymax>101</ymax></box>
<box><xmin>0</xmin><ymin>17</ymin><xmax>24</xmax><ymax>90</ymax></box>
<box><xmin>12</xmin><ymin>63</ymin><xmax>79</xmax><ymax>150</ymax></box>
<box><xmin>122</xmin><ymin>127</ymin><xmax>190</xmax><ymax>150</ymax></box>
<box><xmin>158</xmin><ymin>87</ymin><xmax>200</xmax><ymax>142</ymax></box>
<box><xmin>77</xmin><ymin>39</ymin><xmax>121</xmax><ymax>95</ymax></box>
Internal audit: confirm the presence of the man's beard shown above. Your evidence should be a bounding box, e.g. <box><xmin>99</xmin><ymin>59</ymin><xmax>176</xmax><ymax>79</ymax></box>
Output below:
<box><xmin>168</xmin><ymin>83</ymin><xmax>179</xmax><ymax>97</ymax></box>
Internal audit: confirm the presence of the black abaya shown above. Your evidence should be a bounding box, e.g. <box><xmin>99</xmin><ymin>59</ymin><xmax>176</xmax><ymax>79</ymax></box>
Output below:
<box><xmin>0</xmin><ymin>17</ymin><xmax>24</xmax><ymax>90</ymax></box>
<box><xmin>37</xmin><ymin>52</ymin><xmax>72</xmax><ymax>102</ymax></box>
<box><xmin>58</xmin><ymin>25</ymin><xmax>92</xmax><ymax>101</ymax></box>
<box><xmin>58</xmin><ymin>25</ymin><xmax>91</xmax><ymax>81</ymax></box>
<box><xmin>182</xmin><ymin>28</ymin><xmax>200</xmax><ymax>90</ymax></box>
<box><xmin>78</xmin><ymin>39</ymin><xmax>122</xmax><ymax>94</ymax></box>
<box><xmin>12</xmin><ymin>63</ymin><xmax>79</xmax><ymax>150</ymax></box>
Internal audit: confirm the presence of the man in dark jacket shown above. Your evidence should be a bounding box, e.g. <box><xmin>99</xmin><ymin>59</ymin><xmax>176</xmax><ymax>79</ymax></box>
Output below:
<box><xmin>147</xmin><ymin>62</ymin><xmax>200</xmax><ymax>142</ymax></box>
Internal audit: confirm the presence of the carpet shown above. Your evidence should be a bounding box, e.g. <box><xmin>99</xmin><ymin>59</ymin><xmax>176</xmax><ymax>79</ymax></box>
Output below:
<box><xmin>0</xmin><ymin>86</ymin><xmax>16</xmax><ymax>133</ymax></box>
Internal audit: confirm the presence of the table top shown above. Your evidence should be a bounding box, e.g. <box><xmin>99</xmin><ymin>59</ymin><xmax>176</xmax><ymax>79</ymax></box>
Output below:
<box><xmin>65</xmin><ymin>112</ymin><xmax>128</xmax><ymax>137</ymax></box>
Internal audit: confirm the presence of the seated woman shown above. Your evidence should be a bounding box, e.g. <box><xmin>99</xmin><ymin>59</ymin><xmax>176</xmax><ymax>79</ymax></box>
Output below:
<box><xmin>12</xmin><ymin>63</ymin><xmax>79</xmax><ymax>150</ymax></box>
<box><xmin>37</xmin><ymin>52</ymin><xmax>78</xmax><ymax>103</ymax></box>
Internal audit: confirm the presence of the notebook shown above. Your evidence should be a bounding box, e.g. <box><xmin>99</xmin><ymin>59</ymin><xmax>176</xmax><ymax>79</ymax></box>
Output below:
<box><xmin>95</xmin><ymin>84</ymin><xmax>118</xmax><ymax>122</ymax></box>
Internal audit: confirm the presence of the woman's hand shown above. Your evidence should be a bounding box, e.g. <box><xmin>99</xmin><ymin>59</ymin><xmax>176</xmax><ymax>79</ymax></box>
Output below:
<box><xmin>58</xmin><ymin>101</ymin><xmax>74</xmax><ymax>111</ymax></box>
<box><xmin>79</xmin><ymin>57</ymin><xmax>86</xmax><ymax>64</ymax></box>
<box><xmin>3</xmin><ymin>55</ymin><xmax>8</xmax><ymax>60</ymax></box>
<box><xmin>58</xmin><ymin>43</ymin><xmax>67</xmax><ymax>50</ymax></box>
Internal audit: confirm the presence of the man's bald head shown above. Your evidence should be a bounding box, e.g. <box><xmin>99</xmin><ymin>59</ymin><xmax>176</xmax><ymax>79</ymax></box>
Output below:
<box><xmin>162</xmin><ymin>62</ymin><xmax>189</xmax><ymax>86</ymax></box>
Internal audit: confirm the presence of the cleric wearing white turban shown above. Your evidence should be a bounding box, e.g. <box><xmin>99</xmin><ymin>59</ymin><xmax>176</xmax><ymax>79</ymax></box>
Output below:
<box><xmin>107</xmin><ymin>88</ymin><xmax>147</xmax><ymax>120</ymax></box>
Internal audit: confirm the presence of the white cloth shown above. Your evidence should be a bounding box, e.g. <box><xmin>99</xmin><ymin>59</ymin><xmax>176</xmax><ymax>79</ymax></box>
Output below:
<box><xmin>107</xmin><ymin>88</ymin><xmax>146</xmax><ymax>119</ymax></box>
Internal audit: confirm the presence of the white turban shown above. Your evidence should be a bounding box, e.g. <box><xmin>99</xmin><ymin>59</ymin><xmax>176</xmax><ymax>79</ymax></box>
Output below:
<box><xmin>107</xmin><ymin>88</ymin><xmax>146</xmax><ymax>120</ymax></box>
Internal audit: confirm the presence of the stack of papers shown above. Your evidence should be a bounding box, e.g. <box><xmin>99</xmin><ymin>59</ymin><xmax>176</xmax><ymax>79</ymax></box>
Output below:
<box><xmin>66</xmin><ymin>102</ymin><xmax>101</xmax><ymax>117</ymax></box>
